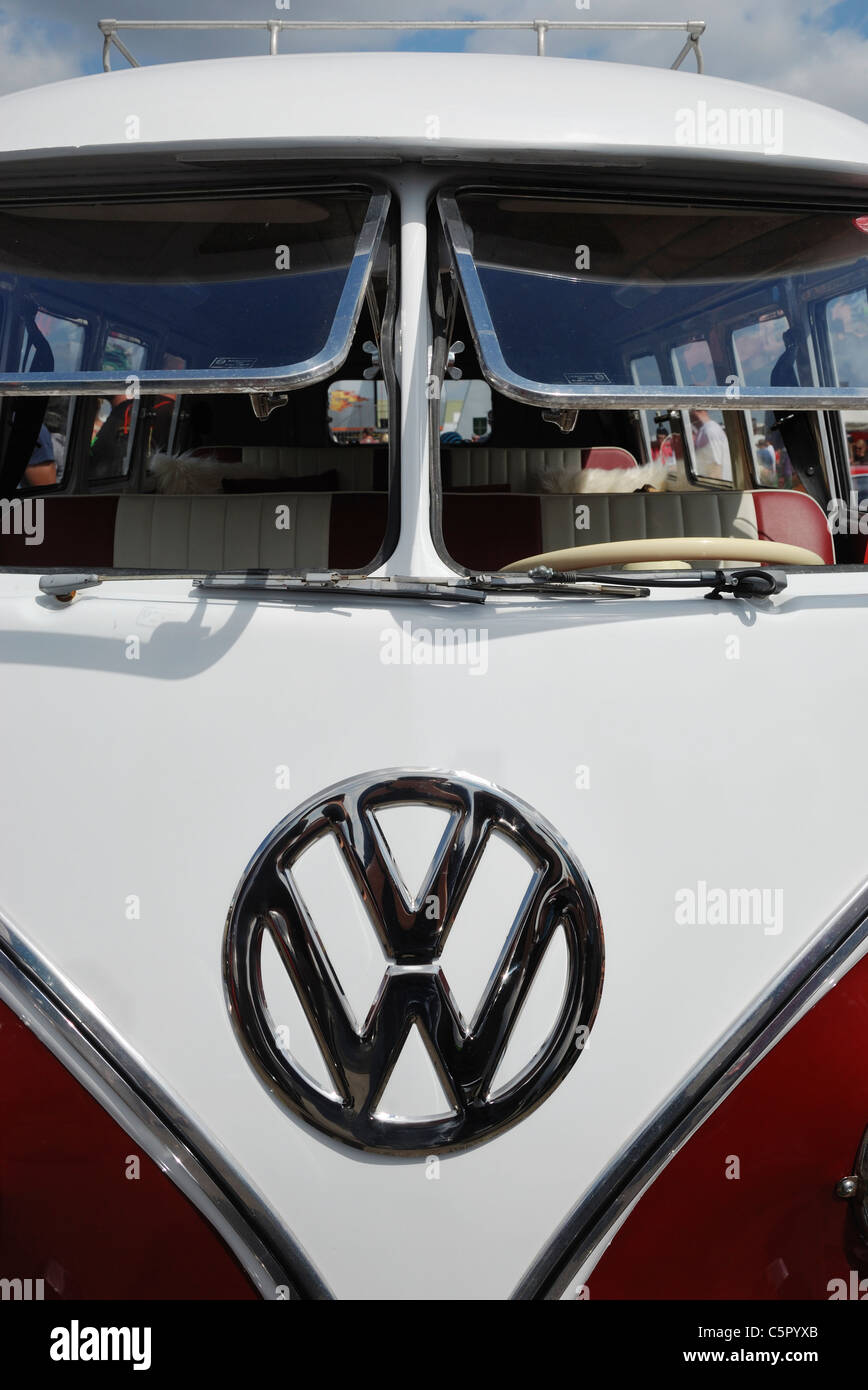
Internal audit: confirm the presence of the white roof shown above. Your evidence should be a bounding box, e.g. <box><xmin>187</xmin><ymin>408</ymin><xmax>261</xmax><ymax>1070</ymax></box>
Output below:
<box><xmin>0</xmin><ymin>51</ymin><xmax>867</xmax><ymax>171</ymax></box>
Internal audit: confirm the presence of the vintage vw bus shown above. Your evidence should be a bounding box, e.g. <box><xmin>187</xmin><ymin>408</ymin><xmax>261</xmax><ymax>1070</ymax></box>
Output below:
<box><xmin>0</xmin><ymin>18</ymin><xmax>867</xmax><ymax>1305</ymax></box>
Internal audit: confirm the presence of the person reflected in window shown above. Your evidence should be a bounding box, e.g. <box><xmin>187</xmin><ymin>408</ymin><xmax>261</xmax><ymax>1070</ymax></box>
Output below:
<box><xmin>90</xmin><ymin>351</ymin><xmax>183</xmax><ymax>475</ymax></box>
<box><xmin>851</xmin><ymin>436</ymin><xmax>868</xmax><ymax>466</ymax></box>
<box><xmin>22</xmin><ymin>424</ymin><xmax>57</xmax><ymax>487</ymax></box>
<box><xmin>754</xmin><ymin>437</ymin><xmax>777</xmax><ymax>486</ymax></box>
<box><xmin>689</xmin><ymin>409</ymin><xmax>733</xmax><ymax>482</ymax></box>
<box><xmin>652</xmin><ymin>426</ymin><xmax>674</xmax><ymax>464</ymax></box>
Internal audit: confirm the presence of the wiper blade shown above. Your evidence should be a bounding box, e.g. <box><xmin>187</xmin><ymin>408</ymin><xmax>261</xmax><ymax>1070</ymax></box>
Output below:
<box><xmin>197</xmin><ymin>573</ymin><xmax>488</xmax><ymax>604</ymax></box>
<box><xmin>511</xmin><ymin>565</ymin><xmax>788</xmax><ymax>598</ymax></box>
<box><xmin>37</xmin><ymin>571</ymin><xmax>488</xmax><ymax>605</ymax></box>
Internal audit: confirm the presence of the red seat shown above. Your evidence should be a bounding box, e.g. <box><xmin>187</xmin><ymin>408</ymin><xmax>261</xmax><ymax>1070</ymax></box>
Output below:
<box><xmin>752</xmin><ymin>490</ymin><xmax>833</xmax><ymax>565</ymax></box>
<box><xmin>582</xmin><ymin>447</ymin><xmax>638</xmax><ymax>470</ymax></box>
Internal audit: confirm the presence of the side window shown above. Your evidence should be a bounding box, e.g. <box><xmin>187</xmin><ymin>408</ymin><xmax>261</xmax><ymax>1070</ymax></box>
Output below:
<box><xmin>24</xmin><ymin>310</ymin><xmax>87</xmax><ymax>487</ymax></box>
<box><xmin>437</xmin><ymin>379</ymin><xmax>492</xmax><ymax>446</ymax></box>
<box><xmin>828</xmin><ymin>291</ymin><xmax>868</xmax><ymax>485</ymax></box>
<box><xmin>671</xmin><ymin>340</ymin><xmax>733</xmax><ymax>484</ymax></box>
<box><xmin>630</xmin><ymin>354</ymin><xmax>678</xmax><ymax>473</ymax></box>
<box><xmin>827</xmin><ymin>288</ymin><xmax>868</xmax><ymax>388</ymax></box>
<box><xmin>327</xmin><ymin>379</ymin><xmax>389</xmax><ymax>445</ymax></box>
<box><xmin>732</xmin><ymin>314</ymin><xmax>796</xmax><ymax>489</ymax></box>
<box><xmin>89</xmin><ymin>332</ymin><xmax>150</xmax><ymax>481</ymax></box>
<box><xmin>842</xmin><ymin>410</ymin><xmax>868</xmax><ymax>475</ymax></box>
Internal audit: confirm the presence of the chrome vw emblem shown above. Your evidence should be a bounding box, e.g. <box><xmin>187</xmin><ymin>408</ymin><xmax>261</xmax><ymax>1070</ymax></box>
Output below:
<box><xmin>224</xmin><ymin>771</ymin><xmax>604</xmax><ymax>1155</ymax></box>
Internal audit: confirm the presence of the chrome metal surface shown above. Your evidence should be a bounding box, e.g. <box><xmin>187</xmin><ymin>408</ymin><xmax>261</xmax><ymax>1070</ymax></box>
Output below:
<box><xmin>437</xmin><ymin>192</ymin><xmax>868</xmax><ymax>412</ymax></box>
<box><xmin>0</xmin><ymin>912</ymin><xmax>333</xmax><ymax>1299</ymax></box>
<box><xmin>224</xmin><ymin>770</ymin><xmax>604</xmax><ymax>1156</ymax></box>
<box><xmin>98</xmin><ymin>18</ymin><xmax>706</xmax><ymax>73</ymax></box>
<box><xmin>0</xmin><ymin>192</ymin><xmax>390</xmax><ymax>397</ymax></box>
<box><xmin>249</xmin><ymin>392</ymin><xmax>288</xmax><ymax>421</ymax></box>
<box><xmin>837</xmin><ymin>1174</ymin><xmax>860</xmax><ymax>1200</ymax></box>
<box><xmin>513</xmin><ymin>884</ymin><xmax>868</xmax><ymax>1298</ymax></box>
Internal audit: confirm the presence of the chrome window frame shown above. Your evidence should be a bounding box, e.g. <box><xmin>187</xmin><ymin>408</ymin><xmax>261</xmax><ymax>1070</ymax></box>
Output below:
<box><xmin>0</xmin><ymin>189</ymin><xmax>391</xmax><ymax>396</ymax></box>
<box><xmin>437</xmin><ymin>190</ymin><xmax>868</xmax><ymax>412</ymax></box>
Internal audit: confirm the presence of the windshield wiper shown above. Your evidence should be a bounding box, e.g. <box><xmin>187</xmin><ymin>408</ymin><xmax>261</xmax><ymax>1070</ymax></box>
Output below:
<box><xmin>37</xmin><ymin>571</ymin><xmax>489</xmax><ymax>605</ymax></box>
<box><xmin>501</xmin><ymin>566</ymin><xmax>789</xmax><ymax>598</ymax></box>
<box><xmin>38</xmin><ymin>567</ymin><xmax>787</xmax><ymax>606</ymax></box>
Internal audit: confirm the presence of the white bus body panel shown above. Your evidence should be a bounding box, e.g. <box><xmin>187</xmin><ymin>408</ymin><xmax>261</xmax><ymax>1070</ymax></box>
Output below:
<box><xmin>1</xmin><ymin>571</ymin><xmax>866</xmax><ymax>1298</ymax></box>
<box><xmin>0</xmin><ymin>52</ymin><xmax>867</xmax><ymax>171</ymax></box>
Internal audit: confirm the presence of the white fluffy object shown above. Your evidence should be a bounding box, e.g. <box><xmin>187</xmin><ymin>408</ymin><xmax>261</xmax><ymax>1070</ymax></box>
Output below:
<box><xmin>539</xmin><ymin>459</ymin><xmax>669</xmax><ymax>494</ymax></box>
<box><xmin>149</xmin><ymin>452</ymin><xmax>233</xmax><ymax>495</ymax></box>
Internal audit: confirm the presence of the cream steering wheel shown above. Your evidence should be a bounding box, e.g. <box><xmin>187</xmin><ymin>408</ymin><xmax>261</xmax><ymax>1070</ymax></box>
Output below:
<box><xmin>503</xmin><ymin>536</ymin><xmax>824</xmax><ymax>573</ymax></box>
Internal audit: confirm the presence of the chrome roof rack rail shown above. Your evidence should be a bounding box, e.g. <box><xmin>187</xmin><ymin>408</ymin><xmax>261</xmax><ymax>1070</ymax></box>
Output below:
<box><xmin>98</xmin><ymin>17</ymin><xmax>706</xmax><ymax>74</ymax></box>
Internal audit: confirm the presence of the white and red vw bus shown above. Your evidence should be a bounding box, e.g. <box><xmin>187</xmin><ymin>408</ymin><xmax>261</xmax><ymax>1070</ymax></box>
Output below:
<box><xmin>0</xmin><ymin>17</ymin><xmax>866</xmax><ymax>1316</ymax></box>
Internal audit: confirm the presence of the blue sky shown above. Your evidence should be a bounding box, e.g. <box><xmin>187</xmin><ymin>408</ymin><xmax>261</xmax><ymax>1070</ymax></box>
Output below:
<box><xmin>1</xmin><ymin>1</ymin><xmax>868</xmax><ymax>122</ymax></box>
<box><xmin>826</xmin><ymin>0</ymin><xmax>868</xmax><ymax>36</ymax></box>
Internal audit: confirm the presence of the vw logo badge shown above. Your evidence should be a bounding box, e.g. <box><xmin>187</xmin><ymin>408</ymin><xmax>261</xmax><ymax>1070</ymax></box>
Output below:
<box><xmin>224</xmin><ymin>771</ymin><xmax>604</xmax><ymax>1155</ymax></box>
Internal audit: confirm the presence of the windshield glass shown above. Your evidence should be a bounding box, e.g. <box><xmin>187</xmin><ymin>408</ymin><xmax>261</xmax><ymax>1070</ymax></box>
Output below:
<box><xmin>0</xmin><ymin>189</ymin><xmax>395</xmax><ymax>575</ymax></box>
<box><xmin>0</xmin><ymin>188</ymin><xmax>386</xmax><ymax>391</ymax></box>
<box><xmin>443</xmin><ymin>192</ymin><xmax>868</xmax><ymax>399</ymax></box>
<box><xmin>431</xmin><ymin>190</ymin><xmax>868</xmax><ymax>576</ymax></box>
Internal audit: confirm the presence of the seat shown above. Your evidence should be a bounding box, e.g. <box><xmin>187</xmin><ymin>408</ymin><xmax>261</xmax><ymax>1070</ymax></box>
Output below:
<box><xmin>441</xmin><ymin>488</ymin><xmax>834</xmax><ymax>569</ymax></box>
<box><xmin>0</xmin><ymin>493</ymin><xmax>387</xmax><ymax>571</ymax></box>
<box><xmin>114</xmin><ymin>493</ymin><xmax>387</xmax><ymax>569</ymax></box>
<box><xmin>582</xmin><ymin>447</ymin><xmax>638</xmax><ymax>471</ymax></box>
<box><xmin>0</xmin><ymin>496</ymin><xmax>118</xmax><ymax>568</ymax></box>
<box><xmin>752</xmin><ymin>491</ymin><xmax>834</xmax><ymax>564</ymax></box>
<box><xmin>442</xmin><ymin>446</ymin><xmax>639</xmax><ymax>492</ymax></box>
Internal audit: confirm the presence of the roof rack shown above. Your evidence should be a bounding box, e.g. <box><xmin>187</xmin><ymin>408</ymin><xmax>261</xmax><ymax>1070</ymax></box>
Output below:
<box><xmin>98</xmin><ymin>17</ymin><xmax>706</xmax><ymax>74</ymax></box>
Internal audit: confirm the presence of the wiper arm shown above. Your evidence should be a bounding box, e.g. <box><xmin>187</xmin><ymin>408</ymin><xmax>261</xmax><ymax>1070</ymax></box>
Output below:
<box><xmin>37</xmin><ymin>571</ymin><xmax>488</xmax><ymax>605</ymax></box>
<box><xmin>468</xmin><ymin>572</ymin><xmax>650</xmax><ymax>598</ymax></box>
<box><xmin>510</xmin><ymin>565</ymin><xmax>788</xmax><ymax>599</ymax></box>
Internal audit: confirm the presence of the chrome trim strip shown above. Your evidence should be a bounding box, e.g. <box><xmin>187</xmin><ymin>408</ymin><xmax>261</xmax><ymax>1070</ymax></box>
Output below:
<box><xmin>0</xmin><ymin>192</ymin><xmax>390</xmax><ymax>397</ymax></box>
<box><xmin>437</xmin><ymin>192</ymin><xmax>868</xmax><ymax>411</ymax></box>
<box><xmin>0</xmin><ymin>911</ymin><xmax>334</xmax><ymax>1300</ymax></box>
<box><xmin>513</xmin><ymin>879</ymin><xmax>868</xmax><ymax>1299</ymax></box>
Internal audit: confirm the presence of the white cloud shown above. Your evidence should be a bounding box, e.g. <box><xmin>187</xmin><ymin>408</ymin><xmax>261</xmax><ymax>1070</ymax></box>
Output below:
<box><xmin>460</xmin><ymin>0</ymin><xmax>868</xmax><ymax>123</ymax></box>
<box><xmin>0</xmin><ymin>12</ymin><xmax>85</xmax><ymax>96</ymax></box>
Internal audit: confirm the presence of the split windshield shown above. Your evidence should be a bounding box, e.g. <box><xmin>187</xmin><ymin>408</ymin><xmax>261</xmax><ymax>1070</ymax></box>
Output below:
<box><xmin>442</xmin><ymin>192</ymin><xmax>868</xmax><ymax>399</ymax></box>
